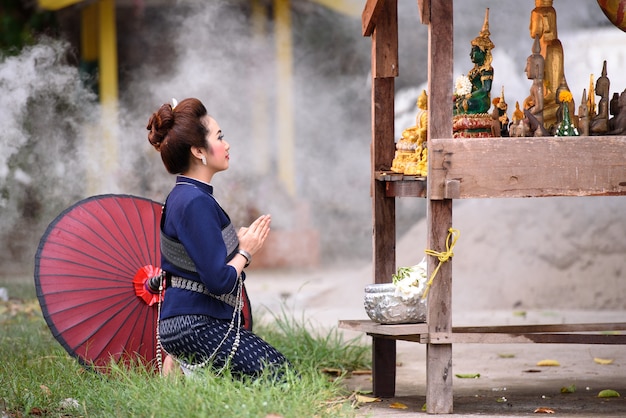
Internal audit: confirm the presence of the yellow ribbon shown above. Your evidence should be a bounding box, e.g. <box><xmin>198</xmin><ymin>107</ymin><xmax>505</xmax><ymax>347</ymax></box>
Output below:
<box><xmin>422</xmin><ymin>228</ymin><xmax>460</xmax><ymax>300</ymax></box>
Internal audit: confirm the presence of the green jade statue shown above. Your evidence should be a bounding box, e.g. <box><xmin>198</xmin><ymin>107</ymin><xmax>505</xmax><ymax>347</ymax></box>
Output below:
<box><xmin>453</xmin><ymin>8</ymin><xmax>496</xmax><ymax>138</ymax></box>
<box><xmin>454</xmin><ymin>8</ymin><xmax>494</xmax><ymax>116</ymax></box>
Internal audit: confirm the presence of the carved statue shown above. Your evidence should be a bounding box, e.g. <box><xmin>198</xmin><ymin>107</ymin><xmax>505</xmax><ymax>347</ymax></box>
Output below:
<box><xmin>509</xmin><ymin>101</ymin><xmax>528</xmax><ymax>137</ymax></box>
<box><xmin>491</xmin><ymin>86</ymin><xmax>509</xmax><ymax>137</ymax></box>
<box><xmin>452</xmin><ymin>9</ymin><xmax>496</xmax><ymax>138</ymax></box>
<box><xmin>578</xmin><ymin>89</ymin><xmax>590</xmax><ymax>136</ymax></box>
<box><xmin>608</xmin><ymin>89</ymin><xmax>626</xmax><ymax>135</ymax></box>
<box><xmin>591</xmin><ymin>60</ymin><xmax>610</xmax><ymax>135</ymax></box>
<box><xmin>609</xmin><ymin>92</ymin><xmax>620</xmax><ymax>131</ymax></box>
<box><xmin>523</xmin><ymin>35</ymin><xmax>546</xmax><ymax>136</ymax></box>
<box><xmin>529</xmin><ymin>0</ymin><xmax>571</xmax><ymax>130</ymax></box>
<box><xmin>405</xmin><ymin>90</ymin><xmax>429</xmax><ymax>177</ymax></box>
<box><xmin>454</xmin><ymin>8</ymin><xmax>494</xmax><ymax>116</ymax></box>
<box><xmin>554</xmin><ymin>90</ymin><xmax>579</xmax><ymax>136</ymax></box>
<box><xmin>392</xmin><ymin>90</ymin><xmax>428</xmax><ymax>177</ymax></box>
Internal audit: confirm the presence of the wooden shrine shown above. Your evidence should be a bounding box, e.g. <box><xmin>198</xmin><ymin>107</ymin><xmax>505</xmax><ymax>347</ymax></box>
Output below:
<box><xmin>339</xmin><ymin>0</ymin><xmax>626</xmax><ymax>414</ymax></box>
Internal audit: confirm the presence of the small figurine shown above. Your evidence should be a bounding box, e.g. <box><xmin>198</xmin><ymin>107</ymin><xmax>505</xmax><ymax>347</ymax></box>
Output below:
<box><xmin>554</xmin><ymin>90</ymin><xmax>579</xmax><ymax>136</ymax></box>
<box><xmin>509</xmin><ymin>101</ymin><xmax>528</xmax><ymax>137</ymax></box>
<box><xmin>609</xmin><ymin>92</ymin><xmax>620</xmax><ymax>131</ymax></box>
<box><xmin>591</xmin><ymin>60</ymin><xmax>610</xmax><ymax>135</ymax></box>
<box><xmin>529</xmin><ymin>0</ymin><xmax>571</xmax><ymax>130</ymax></box>
<box><xmin>578</xmin><ymin>89</ymin><xmax>590</xmax><ymax>136</ymax></box>
<box><xmin>523</xmin><ymin>35</ymin><xmax>546</xmax><ymax>136</ymax></box>
<box><xmin>608</xmin><ymin>89</ymin><xmax>626</xmax><ymax>135</ymax></box>
<box><xmin>491</xmin><ymin>86</ymin><xmax>509</xmax><ymax>137</ymax></box>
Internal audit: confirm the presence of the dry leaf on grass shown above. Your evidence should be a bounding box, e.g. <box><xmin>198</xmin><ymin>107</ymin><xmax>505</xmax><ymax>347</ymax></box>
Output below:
<box><xmin>320</xmin><ymin>367</ymin><xmax>343</xmax><ymax>376</ymax></box>
<box><xmin>534</xmin><ymin>407</ymin><xmax>555</xmax><ymax>413</ymax></box>
<box><xmin>598</xmin><ymin>389</ymin><xmax>620</xmax><ymax>398</ymax></box>
<box><xmin>455</xmin><ymin>373</ymin><xmax>480</xmax><ymax>378</ymax></box>
<box><xmin>498</xmin><ymin>353</ymin><xmax>515</xmax><ymax>358</ymax></box>
<box><xmin>536</xmin><ymin>359</ymin><xmax>560</xmax><ymax>367</ymax></box>
<box><xmin>355</xmin><ymin>394</ymin><xmax>381</xmax><ymax>403</ymax></box>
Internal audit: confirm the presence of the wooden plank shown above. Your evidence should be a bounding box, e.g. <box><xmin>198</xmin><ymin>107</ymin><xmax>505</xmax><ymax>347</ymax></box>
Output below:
<box><xmin>427</xmin><ymin>333</ymin><xmax>626</xmax><ymax>345</ymax></box>
<box><xmin>339</xmin><ymin>319</ymin><xmax>429</xmax><ymax>335</ymax></box>
<box><xmin>456</xmin><ymin>323</ymin><xmax>626</xmax><ymax>334</ymax></box>
<box><xmin>370</xmin><ymin>47</ymin><xmax>397</xmax><ymax>398</ymax></box>
<box><xmin>385</xmin><ymin>180</ymin><xmax>427</xmax><ymax>197</ymax></box>
<box><xmin>339</xmin><ymin>319</ymin><xmax>626</xmax><ymax>336</ymax></box>
<box><xmin>371</xmin><ymin>0</ymin><xmax>398</xmax><ymax>78</ymax></box>
<box><xmin>426</xmin><ymin>0</ymin><xmax>454</xmax><ymax>413</ymax></box>
<box><xmin>372</xmin><ymin>338</ymin><xmax>396</xmax><ymax>397</ymax></box>
<box><xmin>362</xmin><ymin>0</ymin><xmax>384</xmax><ymax>36</ymax></box>
<box><xmin>371</xmin><ymin>77</ymin><xmax>396</xmax><ymax>283</ymax></box>
<box><xmin>417</xmin><ymin>0</ymin><xmax>430</xmax><ymax>24</ymax></box>
<box><xmin>429</xmin><ymin>136</ymin><xmax>626</xmax><ymax>200</ymax></box>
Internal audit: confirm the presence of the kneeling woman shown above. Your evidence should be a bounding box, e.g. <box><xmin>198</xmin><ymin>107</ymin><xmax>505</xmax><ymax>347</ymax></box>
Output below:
<box><xmin>147</xmin><ymin>98</ymin><xmax>291</xmax><ymax>378</ymax></box>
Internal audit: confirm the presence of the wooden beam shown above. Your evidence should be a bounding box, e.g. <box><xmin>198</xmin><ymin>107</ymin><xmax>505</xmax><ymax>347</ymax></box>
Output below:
<box><xmin>370</xmin><ymin>75</ymin><xmax>397</xmax><ymax>399</ymax></box>
<box><xmin>371</xmin><ymin>77</ymin><xmax>396</xmax><ymax>281</ymax></box>
<box><xmin>339</xmin><ymin>319</ymin><xmax>626</xmax><ymax>336</ymax></box>
<box><xmin>362</xmin><ymin>0</ymin><xmax>385</xmax><ymax>36</ymax></box>
<box><xmin>371</xmin><ymin>0</ymin><xmax>398</xmax><ymax>78</ymax></box>
<box><xmin>425</xmin><ymin>0</ymin><xmax>454</xmax><ymax>414</ymax></box>
<box><xmin>427</xmin><ymin>333</ymin><xmax>626</xmax><ymax>345</ymax></box>
<box><xmin>429</xmin><ymin>136</ymin><xmax>626</xmax><ymax>200</ymax></box>
<box><xmin>417</xmin><ymin>0</ymin><xmax>430</xmax><ymax>24</ymax></box>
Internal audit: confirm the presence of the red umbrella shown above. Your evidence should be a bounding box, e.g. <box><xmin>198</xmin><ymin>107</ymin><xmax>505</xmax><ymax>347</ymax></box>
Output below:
<box><xmin>34</xmin><ymin>194</ymin><xmax>252</xmax><ymax>373</ymax></box>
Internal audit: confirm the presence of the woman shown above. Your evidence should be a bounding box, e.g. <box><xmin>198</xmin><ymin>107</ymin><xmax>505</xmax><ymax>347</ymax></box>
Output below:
<box><xmin>147</xmin><ymin>97</ymin><xmax>290</xmax><ymax>378</ymax></box>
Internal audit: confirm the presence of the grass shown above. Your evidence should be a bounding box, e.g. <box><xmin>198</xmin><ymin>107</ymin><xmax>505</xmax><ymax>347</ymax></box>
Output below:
<box><xmin>0</xmin><ymin>280</ymin><xmax>371</xmax><ymax>417</ymax></box>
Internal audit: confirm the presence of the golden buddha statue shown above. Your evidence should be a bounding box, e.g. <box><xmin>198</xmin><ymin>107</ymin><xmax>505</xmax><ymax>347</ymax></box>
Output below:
<box><xmin>529</xmin><ymin>0</ymin><xmax>572</xmax><ymax>131</ymax></box>
<box><xmin>392</xmin><ymin>90</ymin><xmax>428</xmax><ymax>177</ymax></box>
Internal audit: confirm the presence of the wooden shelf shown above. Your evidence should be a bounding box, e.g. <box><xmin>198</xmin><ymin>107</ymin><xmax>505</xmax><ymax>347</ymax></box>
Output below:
<box><xmin>430</xmin><ymin>136</ymin><xmax>626</xmax><ymax>199</ymax></box>
<box><xmin>353</xmin><ymin>0</ymin><xmax>626</xmax><ymax>413</ymax></box>
<box><xmin>339</xmin><ymin>320</ymin><xmax>626</xmax><ymax>344</ymax></box>
<box><xmin>375</xmin><ymin>170</ymin><xmax>427</xmax><ymax>197</ymax></box>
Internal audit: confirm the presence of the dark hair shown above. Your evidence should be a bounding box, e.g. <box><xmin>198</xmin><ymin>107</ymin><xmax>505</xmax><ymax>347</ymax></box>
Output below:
<box><xmin>147</xmin><ymin>98</ymin><xmax>209</xmax><ymax>174</ymax></box>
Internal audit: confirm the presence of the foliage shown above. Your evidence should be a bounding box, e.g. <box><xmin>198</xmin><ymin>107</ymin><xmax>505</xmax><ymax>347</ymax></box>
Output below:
<box><xmin>0</xmin><ymin>1</ymin><xmax>58</xmax><ymax>56</ymax></box>
<box><xmin>0</xmin><ymin>287</ymin><xmax>370</xmax><ymax>418</ymax></box>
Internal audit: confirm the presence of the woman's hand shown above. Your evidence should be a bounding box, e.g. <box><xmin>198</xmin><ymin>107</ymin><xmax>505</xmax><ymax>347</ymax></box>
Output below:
<box><xmin>237</xmin><ymin>214</ymin><xmax>271</xmax><ymax>256</ymax></box>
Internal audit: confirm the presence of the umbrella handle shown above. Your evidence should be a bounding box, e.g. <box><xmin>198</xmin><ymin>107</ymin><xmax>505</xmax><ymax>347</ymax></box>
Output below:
<box><xmin>147</xmin><ymin>274</ymin><xmax>165</xmax><ymax>293</ymax></box>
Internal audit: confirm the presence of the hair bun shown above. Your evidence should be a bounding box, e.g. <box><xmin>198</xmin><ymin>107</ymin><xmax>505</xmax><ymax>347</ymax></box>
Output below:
<box><xmin>147</xmin><ymin>103</ymin><xmax>175</xmax><ymax>151</ymax></box>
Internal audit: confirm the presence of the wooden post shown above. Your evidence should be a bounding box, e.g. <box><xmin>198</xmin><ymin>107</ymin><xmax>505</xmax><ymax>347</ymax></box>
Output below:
<box><xmin>426</xmin><ymin>0</ymin><xmax>454</xmax><ymax>413</ymax></box>
<box><xmin>367</xmin><ymin>0</ymin><xmax>398</xmax><ymax>398</ymax></box>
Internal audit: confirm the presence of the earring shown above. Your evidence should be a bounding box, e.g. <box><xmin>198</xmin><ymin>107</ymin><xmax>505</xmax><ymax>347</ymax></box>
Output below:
<box><xmin>201</xmin><ymin>155</ymin><xmax>207</xmax><ymax>166</ymax></box>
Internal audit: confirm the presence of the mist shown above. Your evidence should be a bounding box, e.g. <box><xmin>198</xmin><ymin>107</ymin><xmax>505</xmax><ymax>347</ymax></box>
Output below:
<box><xmin>1</xmin><ymin>0</ymin><xmax>625</xmax><ymax>276</ymax></box>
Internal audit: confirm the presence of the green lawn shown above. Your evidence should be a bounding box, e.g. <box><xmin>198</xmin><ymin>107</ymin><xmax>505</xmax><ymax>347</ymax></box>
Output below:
<box><xmin>0</xmin><ymin>281</ymin><xmax>371</xmax><ymax>417</ymax></box>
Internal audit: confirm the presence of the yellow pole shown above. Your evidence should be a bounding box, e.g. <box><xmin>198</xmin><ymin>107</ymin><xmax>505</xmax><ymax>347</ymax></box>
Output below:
<box><xmin>251</xmin><ymin>0</ymin><xmax>270</xmax><ymax>176</ymax></box>
<box><xmin>98</xmin><ymin>0</ymin><xmax>119</xmax><ymax>191</ymax></box>
<box><xmin>81</xmin><ymin>2</ymin><xmax>100</xmax><ymax>194</ymax></box>
<box><xmin>307</xmin><ymin>0</ymin><xmax>361</xmax><ymax>17</ymax></box>
<box><xmin>274</xmin><ymin>0</ymin><xmax>295</xmax><ymax>196</ymax></box>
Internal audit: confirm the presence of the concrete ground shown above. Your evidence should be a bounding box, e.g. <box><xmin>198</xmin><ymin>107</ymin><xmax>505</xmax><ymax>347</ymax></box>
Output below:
<box><xmin>246</xmin><ymin>266</ymin><xmax>626</xmax><ymax>417</ymax></box>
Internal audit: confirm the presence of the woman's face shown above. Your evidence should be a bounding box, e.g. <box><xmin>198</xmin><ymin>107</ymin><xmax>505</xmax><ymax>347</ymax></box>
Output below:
<box><xmin>202</xmin><ymin>115</ymin><xmax>230</xmax><ymax>173</ymax></box>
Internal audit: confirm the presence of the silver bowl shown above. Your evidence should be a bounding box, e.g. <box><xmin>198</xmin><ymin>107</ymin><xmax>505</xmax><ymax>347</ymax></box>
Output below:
<box><xmin>364</xmin><ymin>283</ymin><xmax>427</xmax><ymax>324</ymax></box>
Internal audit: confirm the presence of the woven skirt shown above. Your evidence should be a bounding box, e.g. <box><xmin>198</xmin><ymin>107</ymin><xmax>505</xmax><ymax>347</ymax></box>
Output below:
<box><xmin>159</xmin><ymin>314</ymin><xmax>290</xmax><ymax>378</ymax></box>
